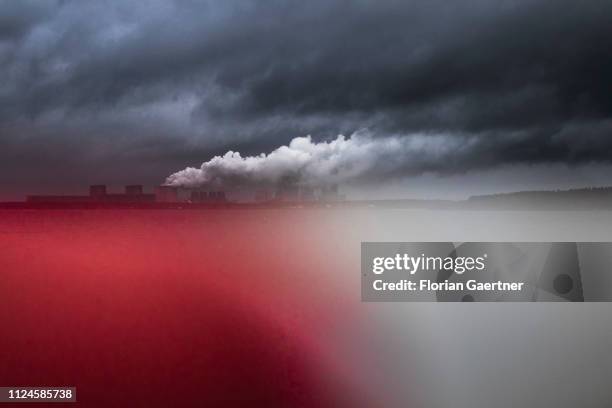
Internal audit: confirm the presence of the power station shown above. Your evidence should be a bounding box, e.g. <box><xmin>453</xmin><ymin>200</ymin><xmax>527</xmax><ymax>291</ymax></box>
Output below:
<box><xmin>21</xmin><ymin>184</ymin><xmax>343</xmax><ymax>207</ymax></box>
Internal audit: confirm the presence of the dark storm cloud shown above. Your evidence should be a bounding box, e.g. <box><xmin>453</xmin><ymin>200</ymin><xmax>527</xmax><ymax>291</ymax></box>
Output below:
<box><xmin>0</xmin><ymin>1</ymin><xmax>53</xmax><ymax>40</ymax></box>
<box><xmin>1</xmin><ymin>0</ymin><xmax>612</xmax><ymax>192</ymax></box>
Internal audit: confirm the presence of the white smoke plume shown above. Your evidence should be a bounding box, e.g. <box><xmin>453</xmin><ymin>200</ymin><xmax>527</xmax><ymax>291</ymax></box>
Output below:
<box><xmin>164</xmin><ymin>131</ymin><xmax>466</xmax><ymax>189</ymax></box>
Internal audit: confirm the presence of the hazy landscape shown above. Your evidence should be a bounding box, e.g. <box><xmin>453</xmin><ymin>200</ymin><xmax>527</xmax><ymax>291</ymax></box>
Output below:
<box><xmin>2</xmin><ymin>208</ymin><xmax>612</xmax><ymax>406</ymax></box>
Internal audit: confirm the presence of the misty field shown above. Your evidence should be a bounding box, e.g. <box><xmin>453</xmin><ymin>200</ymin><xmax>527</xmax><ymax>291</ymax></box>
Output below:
<box><xmin>1</xmin><ymin>209</ymin><xmax>612</xmax><ymax>407</ymax></box>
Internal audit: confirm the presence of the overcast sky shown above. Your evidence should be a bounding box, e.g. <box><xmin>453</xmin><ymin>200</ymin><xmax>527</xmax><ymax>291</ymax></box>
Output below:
<box><xmin>1</xmin><ymin>0</ymin><xmax>612</xmax><ymax>199</ymax></box>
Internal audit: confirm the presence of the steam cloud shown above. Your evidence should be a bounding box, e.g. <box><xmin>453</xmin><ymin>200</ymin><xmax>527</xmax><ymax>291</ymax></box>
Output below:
<box><xmin>164</xmin><ymin>131</ymin><xmax>465</xmax><ymax>189</ymax></box>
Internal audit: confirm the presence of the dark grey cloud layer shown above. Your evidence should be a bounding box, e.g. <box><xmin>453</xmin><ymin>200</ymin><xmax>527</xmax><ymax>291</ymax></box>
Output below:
<box><xmin>1</xmin><ymin>0</ymin><xmax>612</xmax><ymax>195</ymax></box>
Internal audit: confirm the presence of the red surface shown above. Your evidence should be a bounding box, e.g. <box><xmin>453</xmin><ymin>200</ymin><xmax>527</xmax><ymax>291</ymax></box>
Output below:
<box><xmin>0</xmin><ymin>210</ymin><xmax>372</xmax><ymax>407</ymax></box>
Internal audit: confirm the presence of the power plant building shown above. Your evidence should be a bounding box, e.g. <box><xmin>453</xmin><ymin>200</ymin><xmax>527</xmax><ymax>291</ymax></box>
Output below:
<box><xmin>190</xmin><ymin>190</ymin><xmax>227</xmax><ymax>203</ymax></box>
<box><xmin>28</xmin><ymin>185</ymin><xmax>155</xmax><ymax>204</ymax></box>
<box><xmin>155</xmin><ymin>186</ymin><xmax>179</xmax><ymax>203</ymax></box>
